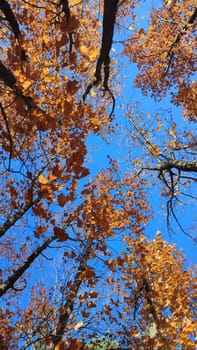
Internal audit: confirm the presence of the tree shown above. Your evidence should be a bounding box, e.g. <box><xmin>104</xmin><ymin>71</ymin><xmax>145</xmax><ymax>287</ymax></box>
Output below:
<box><xmin>106</xmin><ymin>232</ymin><xmax>197</xmax><ymax>349</ymax></box>
<box><xmin>124</xmin><ymin>1</ymin><xmax>197</xmax><ymax>120</ymax></box>
<box><xmin>0</xmin><ymin>0</ymin><xmax>196</xmax><ymax>349</ymax></box>
<box><xmin>123</xmin><ymin>0</ymin><xmax>197</xmax><ymax>236</ymax></box>
<box><xmin>126</xmin><ymin>109</ymin><xmax>197</xmax><ymax>238</ymax></box>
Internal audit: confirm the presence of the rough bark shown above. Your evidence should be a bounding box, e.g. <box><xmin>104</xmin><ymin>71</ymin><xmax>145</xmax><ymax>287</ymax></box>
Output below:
<box><xmin>159</xmin><ymin>159</ymin><xmax>197</xmax><ymax>173</ymax></box>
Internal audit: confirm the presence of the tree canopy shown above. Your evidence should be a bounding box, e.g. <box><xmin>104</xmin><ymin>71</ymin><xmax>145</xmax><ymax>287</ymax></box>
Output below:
<box><xmin>0</xmin><ymin>0</ymin><xmax>196</xmax><ymax>349</ymax></box>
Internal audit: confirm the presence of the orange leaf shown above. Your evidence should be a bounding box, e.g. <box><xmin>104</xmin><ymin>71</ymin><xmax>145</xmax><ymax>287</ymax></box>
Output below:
<box><xmin>80</xmin><ymin>45</ymin><xmax>89</xmax><ymax>58</ymax></box>
<box><xmin>55</xmin><ymin>341</ymin><xmax>67</xmax><ymax>350</ymax></box>
<box><xmin>79</xmin><ymin>167</ymin><xmax>89</xmax><ymax>179</ymax></box>
<box><xmin>38</xmin><ymin>174</ymin><xmax>48</xmax><ymax>184</ymax></box>
<box><xmin>60</xmin><ymin>16</ymin><xmax>79</xmax><ymax>33</ymax></box>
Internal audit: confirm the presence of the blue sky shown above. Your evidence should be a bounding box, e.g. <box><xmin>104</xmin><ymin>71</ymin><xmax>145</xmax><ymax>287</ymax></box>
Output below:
<box><xmin>84</xmin><ymin>3</ymin><xmax>197</xmax><ymax>265</ymax></box>
<box><xmin>0</xmin><ymin>2</ymin><xmax>196</xmax><ymax>348</ymax></box>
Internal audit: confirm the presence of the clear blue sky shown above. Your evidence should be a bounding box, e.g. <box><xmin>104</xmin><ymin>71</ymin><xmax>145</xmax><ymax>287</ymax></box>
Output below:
<box><xmin>84</xmin><ymin>0</ymin><xmax>197</xmax><ymax>265</ymax></box>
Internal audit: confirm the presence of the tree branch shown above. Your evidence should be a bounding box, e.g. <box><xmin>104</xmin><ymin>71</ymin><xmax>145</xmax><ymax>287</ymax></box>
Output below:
<box><xmin>0</xmin><ymin>60</ymin><xmax>16</xmax><ymax>89</ymax></box>
<box><xmin>0</xmin><ymin>60</ymin><xmax>34</xmax><ymax>108</ymax></box>
<box><xmin>0</xmin><ymin>236</ymin><xmax>55</xmax><ymax>297</ymax></box>
<box><xmin>159</xmin><ymin>158</ymin><xmax>197</xmax><ymax>173</ymax></box>
<box><xmin>59</xmin><ymin>0</ymin><xmax>74</xmax><ymax>53</ymax></box>
<box><xmin>51</xmin><ymin>238</ymin><xmax>93</xmax><ymax>346</ymax></box>
<box><xmin>0</xmin><ymin>0</ymin><xmax>20</xmax><ymax>39</ymax></box>
<box><xmin>0</xmin><ymin>198</ymin><xmax>39</xmax><ymax>239</ymax></box>
<box><xmin>163</xmin><ymin>7</ymin><xmax>197</xmax><ymax>77</ymax></box>
<box><xmin>0</xmin><ymin>103</ymin><xmax>13</xmax><ymax>170</ymax></box>
<box><xmin>83</xmin><ymin>0</ymin><xmax>118</xmax><ymax>112</ymax></box>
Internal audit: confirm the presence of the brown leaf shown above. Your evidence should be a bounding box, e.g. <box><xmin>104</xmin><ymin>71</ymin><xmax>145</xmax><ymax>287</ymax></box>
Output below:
<box><xmin>54</xmin><ymin>227</ymin><xmax>68</xmax><ymax>241</ymax></box>
<box><xmin>55</xmin><ymin>341</ymin><xmax>67</xmax><ymax>350</ymax></box>
<box><xmin>58</xmin><ymin>193</ymin><xmax>68</xmax><ymax>207</ymax></box>
<box><xmin>67</xmin><ymin>339</ymin><xmax>82</xmax><ymax>350</ymax></box>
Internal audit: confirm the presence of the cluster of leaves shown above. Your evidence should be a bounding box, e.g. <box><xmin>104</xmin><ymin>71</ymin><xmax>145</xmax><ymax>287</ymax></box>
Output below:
<box><xmin>124</xmin><ymin>0</ymin><xmax>197</xmax><ymax>120</ymax></box>
<box><xmin>112</xmin><ymin>233</ymin><xmax>197</xmax><ymax>348</ymax></box>
<box><xmin>0</xmin><ymin>0</ymin><xmax>196</xmax><ymax>349</ymax></box>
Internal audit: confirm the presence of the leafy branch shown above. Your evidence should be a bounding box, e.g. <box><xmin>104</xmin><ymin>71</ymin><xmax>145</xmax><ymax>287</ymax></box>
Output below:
<box><xmin>163</xmin><ymin>7</ymin><xmax>197</xmax><ymax>77</ymax></box>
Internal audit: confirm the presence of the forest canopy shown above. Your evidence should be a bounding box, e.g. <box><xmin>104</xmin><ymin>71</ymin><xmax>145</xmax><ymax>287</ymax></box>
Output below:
<box><xmin>0</xmin><ymin>0</ymin><xmax>196</xmax><ymax>349</ymax></box>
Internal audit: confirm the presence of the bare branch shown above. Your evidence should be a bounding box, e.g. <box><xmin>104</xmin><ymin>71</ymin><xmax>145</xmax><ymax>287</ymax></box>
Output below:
<box><xmin>169</xmin><ymin>204</ymin><xmax>197</xmax><ymax>242</ymax></box>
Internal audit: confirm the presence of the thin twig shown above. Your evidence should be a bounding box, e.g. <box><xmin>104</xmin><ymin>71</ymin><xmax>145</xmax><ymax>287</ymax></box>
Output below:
<box><xmin>0</xmin><ymin>102</ymin><xmax>13</xmax><ymax>170</ymax></box>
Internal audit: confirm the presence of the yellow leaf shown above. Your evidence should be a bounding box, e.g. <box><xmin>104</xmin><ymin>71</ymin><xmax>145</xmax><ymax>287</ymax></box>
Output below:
<box><xmin>168</xmin><ymin>129</ymin><xmax>175</xmax><ymax>136</ymax></box>
<box><xmin>22</xmin><ymin>80</ymin><xmax>32</xmax><ymax>89</ymax></box>
<box><xmin>80</xmin><ymin>45</ymin><xmax>89</xmax><ymax>58</ymax></box>
<box><xmin>74</xmin><ymin>321</ymin><xmax>83</xmax><ymax>330</ymax></box>
<box><xmin>38</xmin><ymin>174</ymin><xmax>48</xmax><ymax>184</ymax></box>
<box><xmin>90</xmin><ymin>88</ymin><xmax>96</xmax><ymax>97</ymax></box>
<box><xmin>89</xmin><ymin>48</ymin><xmax>99</xmax><ymax>62</ymax></box>
<box><xmin>129</xmin><ymin>24</ymin><xmax>134</xmax><ymax>31</ymax></box>
<box><xmin>43</xmin><ymin>67</ymin><xmax>49</xmax><ymax>75</ymax></box>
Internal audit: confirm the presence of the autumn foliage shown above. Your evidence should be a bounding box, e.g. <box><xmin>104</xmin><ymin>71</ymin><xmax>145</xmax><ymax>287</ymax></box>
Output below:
<box><xmin>0</xmin><ymin>0</ymin><xmax>196</xmax><ymax>349</ymax></box>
